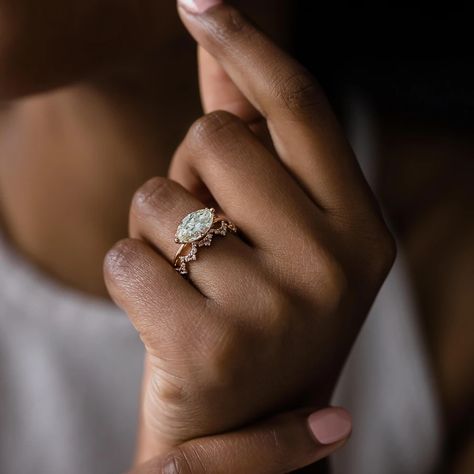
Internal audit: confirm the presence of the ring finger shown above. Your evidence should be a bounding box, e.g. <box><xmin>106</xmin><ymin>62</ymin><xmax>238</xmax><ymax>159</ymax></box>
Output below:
<box><xmin>129</xmin><ymin>176</ymin><xmax>254</xmax><ymax>300</ymax></box>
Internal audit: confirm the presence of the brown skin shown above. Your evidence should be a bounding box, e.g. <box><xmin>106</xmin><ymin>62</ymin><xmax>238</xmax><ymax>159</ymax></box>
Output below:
<box><xmin>0</xmin><ymin>0</ymin><xmax>287</xmax><ymax>296</ymax></box>
<box><xmin>105</xmin><ymin>2</ymin><xmax>395</xmax><ymax>462</ymax></box>
<box><xmin>2</xmin><ymin>0</ymin><xmax>348</xmax><ymax>471</ymax></box>
<box><xmin>0</xmin><ymin>71</ymin><xmax>200</xmax><ymax>296</ymax></box>
<box><xmin>0</xmin><ymin>0</ymin><xmax>472</xmax><ymax>472</ymax></box>
<box><xmin>130</xmin><ymin>408</ymin><xmax>349</xmax><ymax>474</ymax></box>
<box><xmin>0</xmin><ymin>0</ymin><xmax>190</xmax><ymax>296</ymax></box>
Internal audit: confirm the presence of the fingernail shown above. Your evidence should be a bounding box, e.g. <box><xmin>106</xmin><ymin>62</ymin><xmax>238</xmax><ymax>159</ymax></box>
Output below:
<box><xmin>178</xmin><ymin>0</ymin><xmax>222</xmax><ymax>14</ymax></box>
<box><xmin>308</xmin><ymin>408</ymin><xmax>352</xmax><ymax>445</ymax></box>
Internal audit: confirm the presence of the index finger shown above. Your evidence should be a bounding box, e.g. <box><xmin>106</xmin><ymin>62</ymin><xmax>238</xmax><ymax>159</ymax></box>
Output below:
<box><xmin>178</xmin><ymin>0</ymin><xmax>376</xmax><ymax>214</ymax></box>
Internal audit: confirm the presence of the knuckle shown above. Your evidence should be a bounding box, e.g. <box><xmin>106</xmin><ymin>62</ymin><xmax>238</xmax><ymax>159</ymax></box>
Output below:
<box><xmin>259</xmin><ymin>285</ymin><xmax>293</xmax><ymax>334</ymax></box>
<box><xmin>187</xmin><ymin>111</ymin><xmax>242</xmax><ymax>150</ymax></box>
<box><xmin>131</xmin><ymin>177</ymin><xmax>179</xmax><ymax>217</ymax></box>
<box><xmin>272</xmin><ymin>69</ymin><xmax>322</xmax><ymax>117</ymax></box>
<box><xmin>331</xmin><ymin>211</ymin><xmax>397</xmax><ymax>282</ymax></box>
<box><xmin>371</xmin><ymin>228</ymin><xmax>397</xmax><ymax>278</ymax></box>
<box><xmin>317</xmin><ymin>251</ymin><xmax>348</xmax><ymax>310</ymax></box>
<box><xmin>352</xmin><ymin>218</ymin><xmax>397</xmax><ymax>282</ymax></box>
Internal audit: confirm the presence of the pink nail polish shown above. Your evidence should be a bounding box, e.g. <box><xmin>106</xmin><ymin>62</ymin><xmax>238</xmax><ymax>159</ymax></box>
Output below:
<box><xmin>308</xmin><ymin>408</ymin><xmax>352</xmax><ymax>445</ymax></box>
<box><xmin>179</xmin><ymin>0</ymin><xmax>222</xmax><ymax>14</ymax></box>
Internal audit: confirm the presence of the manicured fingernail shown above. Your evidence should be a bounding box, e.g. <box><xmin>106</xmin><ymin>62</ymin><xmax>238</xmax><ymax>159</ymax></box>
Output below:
<box><xmin>178</xmin><ymin>0</ymin><xmax>222</xmax><ymax>14</ymax></box>
<box><xmin>308</xmin><ymin>408</ymin><xmax>352</xmax><ymax>445</ymax></box>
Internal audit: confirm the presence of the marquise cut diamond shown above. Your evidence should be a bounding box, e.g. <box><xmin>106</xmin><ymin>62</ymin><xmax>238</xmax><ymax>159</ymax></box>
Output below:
<box><xmin>176</xmin><ymin>208</ymin><xmax>214</xmax><ymax>243</ymax></box>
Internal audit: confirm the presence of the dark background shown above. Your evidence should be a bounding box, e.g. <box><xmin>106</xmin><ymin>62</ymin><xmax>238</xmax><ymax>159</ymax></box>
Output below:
<box><xmin>294</xmin><ymin>1</ymin><xmax>474</xmax><ymax>128</ymax></box>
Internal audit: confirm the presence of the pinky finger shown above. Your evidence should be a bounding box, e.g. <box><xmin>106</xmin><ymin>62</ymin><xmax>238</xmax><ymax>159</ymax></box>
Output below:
<box><xmin>131</xmin><ymin>407</ymin><xmax>352</xmax><ymax>474</ymax></box>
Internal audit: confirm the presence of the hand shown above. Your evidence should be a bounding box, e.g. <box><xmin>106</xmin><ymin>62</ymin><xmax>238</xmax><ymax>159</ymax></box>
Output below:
<box><xmin>104</xmin><ymin>0</ymin><xmax>395</xmax><ymax>460</ymax></box>
<box><xmin>131</xmin><ymin>407</ymin><xmax>351</xmax><ymax>474</ymax></box>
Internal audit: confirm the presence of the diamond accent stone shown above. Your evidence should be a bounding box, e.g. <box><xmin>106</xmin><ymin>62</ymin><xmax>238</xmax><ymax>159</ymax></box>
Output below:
<box><xmin>174</xmin><ymin>218</ymin><xmax>238</xmax><ymax>276</ymax></box>
<box><xmin>176</xmin><ymin>208</ymin><xmax>214</xmax><ymax>244</ymax></box>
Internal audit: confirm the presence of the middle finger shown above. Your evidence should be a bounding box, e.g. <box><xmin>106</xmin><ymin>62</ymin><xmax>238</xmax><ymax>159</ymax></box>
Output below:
<box><xmin>170</xmin><ymin>110</ymin><xmax>319</xmax><ymax>253</ymax></box>
<box><xmin>179</xmin><ymin>1</ymin><xmax>375</xmax><ymax>215</ymax></box>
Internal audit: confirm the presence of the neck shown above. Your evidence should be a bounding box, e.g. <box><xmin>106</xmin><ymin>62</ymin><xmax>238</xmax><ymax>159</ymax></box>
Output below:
<box><xmin>0</xmin><ymin>43</ymin><xmax>200</xmax><ymax>298</ymax></box>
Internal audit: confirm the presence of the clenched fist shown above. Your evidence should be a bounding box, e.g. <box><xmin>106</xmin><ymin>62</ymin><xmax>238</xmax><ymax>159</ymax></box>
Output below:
<box><xmin>104</xmin><ymin>0</ymin><xmax>395</xmax><ymax>461</ymax></box>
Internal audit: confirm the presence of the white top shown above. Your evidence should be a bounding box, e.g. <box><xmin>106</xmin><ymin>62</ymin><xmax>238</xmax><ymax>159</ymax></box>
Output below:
<box><xmin>0</xmin><ymin>233</ymin><xmax>145</xmax><ymax>474</ymax></box>
<box><xmin>332</xmin><ymin>98</ymin><xmax>442</xmax><ymax>473</ymax></box>
<box><xmin>0</xmin><ymin>101</ymin><xmax>442</xmax><ymax>474</ymax></box>
<box><xmin>332</xmin><ymin>255</ymin><xmax>442</xmax><ymax>474</ymax></box>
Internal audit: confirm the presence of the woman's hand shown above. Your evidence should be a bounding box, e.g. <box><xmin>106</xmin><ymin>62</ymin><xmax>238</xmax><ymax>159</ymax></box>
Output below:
<box><xmin>104</xmin><ymin>0</ymin><xmax>395</xmax><ymax>461</ymax></box>
<box><xmin>131</xmin><ymin>407</ymin><xmax>351</xmax><ymax>474</ymax></box>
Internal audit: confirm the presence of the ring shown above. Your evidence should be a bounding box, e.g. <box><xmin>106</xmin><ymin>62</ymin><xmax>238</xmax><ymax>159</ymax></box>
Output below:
<box><xmin>173</xmin><ymin>208</ymin><xmax>237</xmax><ymax>275</ymax></box>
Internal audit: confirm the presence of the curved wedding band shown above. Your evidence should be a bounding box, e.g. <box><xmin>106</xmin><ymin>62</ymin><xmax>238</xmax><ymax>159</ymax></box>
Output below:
<box><xmin>173</xmin><ymin>208</ymin><xmax>237</xmax><ymax>276</ymax></box>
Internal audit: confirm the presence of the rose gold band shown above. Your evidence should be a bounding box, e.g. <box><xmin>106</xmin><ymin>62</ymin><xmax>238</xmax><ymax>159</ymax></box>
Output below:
<box><xmin>174</xmin><ymin>214</ymin><xmax>237</xmax><ymax>276</ymax></box>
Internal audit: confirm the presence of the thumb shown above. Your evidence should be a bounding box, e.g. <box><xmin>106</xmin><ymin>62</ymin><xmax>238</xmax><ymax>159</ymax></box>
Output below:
<box><xmin>131</xmin><ymin>406</ymin><xmax>352</xmax><ymax>474</ymax></box>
